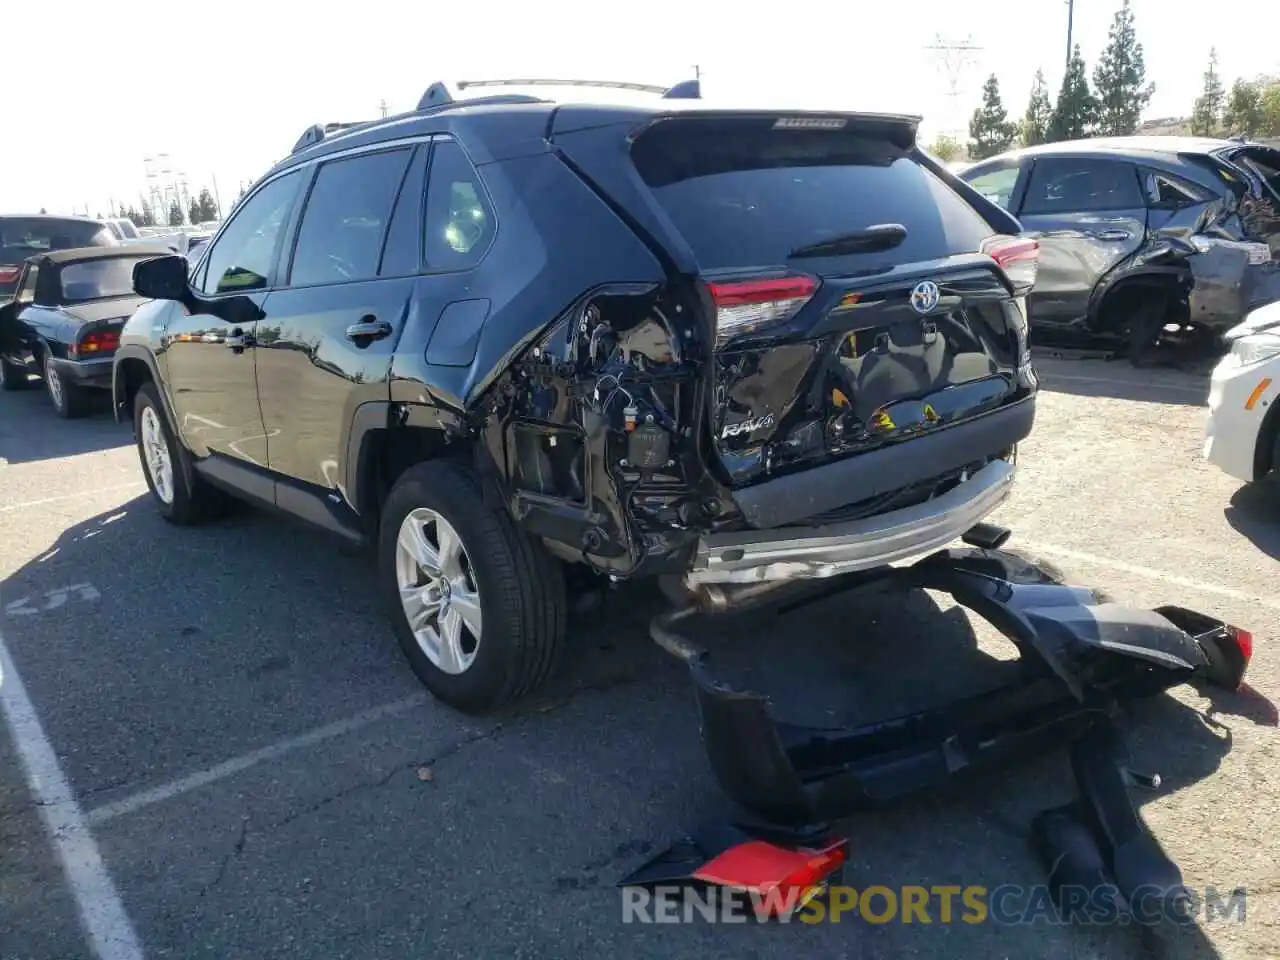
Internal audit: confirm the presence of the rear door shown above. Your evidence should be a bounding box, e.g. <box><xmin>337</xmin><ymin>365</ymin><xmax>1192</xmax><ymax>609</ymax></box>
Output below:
<box><xmin>1013</xmin><ymin>156</ymin><xmax>1147</xmax><ymax>327</ymax></box>
<box><xmin>626</xmin><ymin>114</ymin><xmax>1030</xmax><ymax>486</ymax></box>
<box><xmin>256</xmin><ymin>144</ymin><xmax>418</xmax><ymax>491</ymax></box>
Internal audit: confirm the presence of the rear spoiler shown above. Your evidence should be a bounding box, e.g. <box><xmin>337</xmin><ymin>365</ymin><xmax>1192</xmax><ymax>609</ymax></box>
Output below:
<box><xmin>550</xmin><ymin>105</ymin><xmax>923</xmax><ymax>145</ymax></box>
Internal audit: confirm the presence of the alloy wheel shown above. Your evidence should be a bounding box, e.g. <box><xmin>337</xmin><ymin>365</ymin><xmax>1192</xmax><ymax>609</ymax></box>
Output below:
<box><xmin>395</xmin><ymin>508</ymin><xmax>483</xmax><ymax>675</ymax></box>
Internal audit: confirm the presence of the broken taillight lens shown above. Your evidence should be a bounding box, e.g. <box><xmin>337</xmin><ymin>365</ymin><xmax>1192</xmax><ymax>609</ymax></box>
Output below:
<box><xmin>692</xmin><ymin>837</ymin><xmax>848</xmax><ymax>917</ymax></box>
<box><xmin>982</xmin><ymin>235</ymin><xmax>1040</xmax><ymax>295</ymax></box>
<box><xmin>0</xmin><ymin>265</ymin><xmax>19</xmax><ymax>285</ymax></box>
<box><xmin>706</xmin><ymin>274</ymin><xmax>818</xmax><ymax>344</ymax></box>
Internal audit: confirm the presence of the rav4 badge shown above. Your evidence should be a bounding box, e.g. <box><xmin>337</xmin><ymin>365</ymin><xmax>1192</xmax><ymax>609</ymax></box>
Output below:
<box><xmin>721</xmin><ymin>414</ymin><xmax>775</xmax><ymax>439</ymax></box>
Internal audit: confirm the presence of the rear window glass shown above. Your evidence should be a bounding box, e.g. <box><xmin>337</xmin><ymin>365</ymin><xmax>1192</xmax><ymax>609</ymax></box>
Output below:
<box><xmin>0</xmin><ymin>218</ymin><xmax>115</xmax><ymax>266</ymax></box>
<box><xmin>60</xmin><ymin>258</ymin><xmax>147</xmax><ymax>302</ymax></box>
<box><xmin>631</xmin><ymin>118</ymin><xmax>995</xmax><ymax>271</ymax></box>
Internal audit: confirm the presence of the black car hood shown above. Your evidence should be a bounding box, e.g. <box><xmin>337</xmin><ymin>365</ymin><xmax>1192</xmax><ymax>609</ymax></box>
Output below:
<box><xmin>62</xmin><ymin>296</ymin><xmax>146</xmax><ymax>325</ymax></box>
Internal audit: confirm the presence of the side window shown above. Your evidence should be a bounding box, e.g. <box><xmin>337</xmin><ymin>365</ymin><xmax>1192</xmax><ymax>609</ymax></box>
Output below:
<box><xmin>288</xmin><ymin>148</ymin><xmax>413</xmax><ymax>287</ymax></box>
<box><xmin>198</xmin><ymin>171</ymin><xmax>301</xmax><ymax>296</ymax></box>
<box><xmin>379</xmin><ymin>146</ymin><xmax>427</xmax><ymax>277</ymax></box>
<box><xmin>964</xmin><ymin>164</ymin><xmax>1021</xmax><ymax>210</ymax></box>
<box><xmin>1022</xmin><ymin>159</ymin><xmax>1144</xmax><ymax>214</ymax></box>
<box><xmin>1144</xmin><ymin>171</ymin><xmax>1206</xmax><ymax>207</ymax></box>
<box><xmin>16</xmin><ymin>266</ymin><xmax>38</xmax><ymax>303</ymax></box>
<box><xmin>423</xmin><ymin>140</ymin><xmax>495</xmax><ymax>271</ymax></box>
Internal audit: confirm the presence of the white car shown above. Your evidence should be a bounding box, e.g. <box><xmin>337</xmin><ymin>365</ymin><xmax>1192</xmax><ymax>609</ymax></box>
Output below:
<box><xmin>1204</xmin><ymin>301</ymin><xmax>1280</xmax><ymax>484</ymax></box>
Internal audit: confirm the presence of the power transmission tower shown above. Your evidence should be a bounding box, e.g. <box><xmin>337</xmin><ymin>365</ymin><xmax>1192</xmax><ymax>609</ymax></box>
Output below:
<box><xmin>923</xmin><ymin>34</ymin><xmax>984</xmax><ymax>141</ymax></box>
<box><xmin>378</xmin><ymin>98</ymin><xmax>389</xmax><ymax>118</ymax></box>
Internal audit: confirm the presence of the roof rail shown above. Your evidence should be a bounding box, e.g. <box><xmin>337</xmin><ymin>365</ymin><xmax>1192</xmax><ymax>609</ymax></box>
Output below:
<box><xmin>456</xmin><ymin>77</ymin><xmax>701</xmax><ymax>99</ymax></box>
<box><xmin>290</xmin><ymin>120</ymin><xmax>373</xmax><ymax>155</ymax></box>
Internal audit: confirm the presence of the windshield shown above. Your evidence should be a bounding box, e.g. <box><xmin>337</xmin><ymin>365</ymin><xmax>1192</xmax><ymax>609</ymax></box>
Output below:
<box><xmin>59</xmin><ymin>258</ymin><xmax>146</xmax><ymax>302</ymax></box>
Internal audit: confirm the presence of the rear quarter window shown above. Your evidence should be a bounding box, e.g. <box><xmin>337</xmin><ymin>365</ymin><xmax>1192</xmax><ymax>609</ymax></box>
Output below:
<box><xmin>631</xmin><ymin>118</ymin><xmax>996</xmax><ymax>272</ymax></box>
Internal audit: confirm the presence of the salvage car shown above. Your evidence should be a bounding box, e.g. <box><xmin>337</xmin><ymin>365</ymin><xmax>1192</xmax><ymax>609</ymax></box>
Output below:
<box><xmin>112</xmin><ymin>79</ymin><xmax>1039</xmax><ymax>713</ymax></box>
<box><xmin>1204</xmin><ymin>299</ymin><xmax>1280</xmax><ymax>484</ymax></box>
<box><xmin>1</xmin><ymin>214</ymin><xmax>120</xmax><ymax>302</ymax></box>
<box><xmin>961</xmin><ymin>137</ymin><xmax>1280</xmax><ymax>361</ymax></box>
<box><xmin>0</xmin><ymin>245</ymin><xmax>167</xmax><ymax>414</ymax></box>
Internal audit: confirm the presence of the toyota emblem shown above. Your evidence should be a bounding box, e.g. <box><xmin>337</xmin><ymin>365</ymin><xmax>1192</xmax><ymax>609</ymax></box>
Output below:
<box><xmin>910</xmin><ymin>280</ymin><xmax>940</xmax><ymax>315</ymax></box>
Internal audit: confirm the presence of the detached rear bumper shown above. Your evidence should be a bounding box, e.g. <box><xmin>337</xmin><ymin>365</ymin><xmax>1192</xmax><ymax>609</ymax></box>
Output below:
<box><xmin>687</xmin><ymin>459</ymin><xmax>1015</xmax><ymax>585</ymax></box>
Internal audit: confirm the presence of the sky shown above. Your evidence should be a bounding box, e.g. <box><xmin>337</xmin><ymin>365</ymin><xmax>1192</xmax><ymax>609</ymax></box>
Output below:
<box><xmin>3</xmin><ymin>0</ymin><xmax>1276</xmax><ymax>218</ymax></box>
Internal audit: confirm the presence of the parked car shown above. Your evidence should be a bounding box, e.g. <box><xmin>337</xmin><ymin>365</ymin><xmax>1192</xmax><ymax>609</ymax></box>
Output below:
<box><xmin>113</xmin><ymin>81</ymin><xmax>1037</xmax><ymax>713</ymax></box>
<box><xmin>0</xmin><ymin>245</ymin><xmax>167</xmax><ymax>414</ymax></box>
<box><xmin>1204</xmin><ymin>300</ymin><xmax>1280</xmax><ymax>484</ymax></box>
<box><xmin>105</xmin><ymin>217</ymin><xmax>142</xmax><ymax>241</ymax></box>
<box><xmin>960</xmin><ymin>137</ymin><xmax>1280</xmax><ymax>360</ymax></box>
<box><xmin>1</xmin><ymin>214</ymin><xmax>120</xmax><ymax>302</ymax></box>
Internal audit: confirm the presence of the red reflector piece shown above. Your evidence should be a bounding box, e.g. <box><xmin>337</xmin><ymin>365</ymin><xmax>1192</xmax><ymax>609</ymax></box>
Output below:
<box><xmin>692</xmin><ymin>836</ymin><xmax>848</xmax><ymax>913</ymax></box>
<box><xmin>707</xmin><ymin>275</ymin><xmax>818</xmax><ymax>307</ymax></box>
<box><xmin>1228</xmin><ymin>626</ymin><xmax>1253</xmax><ymax>662</ymax></box>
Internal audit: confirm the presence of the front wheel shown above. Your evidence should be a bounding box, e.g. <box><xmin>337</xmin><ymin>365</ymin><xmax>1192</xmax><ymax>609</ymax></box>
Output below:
<box><xmin>379</xmin><ymin>460</ymin><xmax>567</xmax><ymax>714</ymax></box>
<box><xmin>133</xmin><ymin>383</ymin><xmax>225</xmax><ymax>524</ymax></box>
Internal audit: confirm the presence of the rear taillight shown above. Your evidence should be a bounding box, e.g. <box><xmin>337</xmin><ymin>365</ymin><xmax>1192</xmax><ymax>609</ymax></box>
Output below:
<box><xmin>1201</xmin><ymin>624</ymin><xmax>1253</xmax><ymax>690</ymax></box>
<box><xmin>706</xmin><ymin>274</ymin><xmax>818</xmax><ymax>344</ymax></box>
<box><xmin>72</xmin><ymin>329</ymin><xmax>120</xmax><ymax>358</ymax></box>
<box><xmin>982</xmin><ymin>235</ymin><xmax>1040</xmax><ymax>295</ymax></box>
<box><xmin>0</xmin><ymin>265</ymin><xmax>19</xmax><ymax>284</ymax></box>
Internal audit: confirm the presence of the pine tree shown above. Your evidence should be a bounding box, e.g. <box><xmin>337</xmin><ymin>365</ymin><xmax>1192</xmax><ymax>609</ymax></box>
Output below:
<box><xmin>1021</xmin><ymin>70</ymin><xmax>1053</xmax><ymax>146</ymax></box>
<box><xmin>1092</xmin><ymin>0</ymin><xmax>1153</xmax><ymax>135</ymax></box>
<box><xmin>168</xmin><ymin>200</ymin><xmax>185</xmax><ymax>227</ymax></box>
<box><xmin>188</xmin><ymin>198</ymin><xmax>201</xmax><ymax>224</ymax></box>
<box><xmin>1049</xmin><ymin>45</ymin><xmax>1099</xmax><ymax>141</ymax></box>
<box><xmin>138</xmin><ymin>198</ymin><xmax>155</xmax><ymax>227</ymax></box>
<box><xmin>196</xmin><ymin>187</ymin><xmax>219</xmax><ymax>221</ymax></box>
<box><xmin>968</xmin><ymin>74</ymin><xmax>1018</xmax><ymax>160</ymax></box>
<box><xmin>1190</xmin><ymin>49</ymin><xmax>1225</xmax><ymax>137</ymax></box>
<box><xmin>1223</xmin><ymin>80</ymin><xmax>1264</xmax><ymax>137</ymax></box>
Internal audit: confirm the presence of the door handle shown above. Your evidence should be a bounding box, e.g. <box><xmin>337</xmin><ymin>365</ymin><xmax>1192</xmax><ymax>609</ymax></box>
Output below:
<box><xmin>345</xmin><ymin>317</ymin><xmax>392</xmax><ymax>343</ymax></box>
<box><xmin>1094</xmin><ymin>229</ymin><xmax>1131</xmax><ymax>241</ymax></box>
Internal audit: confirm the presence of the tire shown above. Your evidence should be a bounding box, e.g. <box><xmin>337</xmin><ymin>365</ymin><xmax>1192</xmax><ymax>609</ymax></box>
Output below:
<box><xmin>0</xmin><ymin>356</ymin><xmax>29</xmax><ymax>391</ymax></box>
<box><xmin>132</xmin><ymin>382</ymin><xmax>225</xmax><ymax>524</ymax></box>
<box><xmin>1122</xmin><ymin>290</ymin><xmax>1168</xmax><ymax>367</ymax></box>
<box><xmin>379</xmin><ymin>459</ymin><xmax>567</xmax><ymax>714</ymax></box>
<box><xmin>43</xmin><ymin>362</ymin><xmax>91</xmax><ymax>418</ymax></box>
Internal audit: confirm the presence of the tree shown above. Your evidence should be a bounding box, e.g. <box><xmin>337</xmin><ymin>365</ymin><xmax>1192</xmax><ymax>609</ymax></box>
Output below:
<box><xmin>168</xmin><ymin>199</ymin><xmax>184</xmax><ymax>227</ymax></box>
<box><xmin>1021</xmin><ymin>70</ymin><xmax>1053</xmax><ymax>146</ymax></box>
<box><xmin>1190</xmin><ymin>49</ymin><xmax>1225</xmax><ymax>137</ymax></box>
<box><xmin>928</xmin><ymin>134</ymin><xmax>962</xmax><ymax>162</ymax></box>
<box><xmin>1262</xmin><ymin>82</ymin><xmax>1280</xmax><ymax>137</ymax></box>
<box><xmin>195</xmin><ymin>187</ymin><xmax>219</xmax><ymax>221</ymax></box>
<box><xmin>188</xmin><ymin>197</ymin><xmax>202</xmax><ymax>224</ymax></box>
<box><xmin>1049</xmin><ymin>45</ymin><xmax>1099</xmax><ymax>141</ymax></box>
<box><xmin>137</xmin><ymin>199</ymin><xmax>155</xmax><ymax>228</ymax></box>
<box><xmin>1223</xmin><ymin>80</ymin><xmax>1264</xmax><ymax>137</ymax></box>
<box><xmin>1092</xmin><ymin>0</ymin><xmax>1153</xmax><ymax>135</ymax></box>
<box><xmin>39</xmin><ymin>207</ymin><xmax>47</xmax><ymax>214</ymax></box>
<box><xmin>968</xmin><ymin>74</ymin><xmax>1018</xmax><ymax>160</ymax></box>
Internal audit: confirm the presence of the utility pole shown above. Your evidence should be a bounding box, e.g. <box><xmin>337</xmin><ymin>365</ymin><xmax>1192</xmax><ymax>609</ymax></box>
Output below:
<box><xmin>378</xmin><ymin>98</ymin><xmax>388</xmax><ymax>118</ymax></box>
<box><xmin>1065</xmin><ymin>0</ymin><xmax>1074</xmax><ymax>70</ymax></box>
<box><xmin>211</xmin><ymin>173</ymin><xmax>223</xmax><ymax>219</ymax></box>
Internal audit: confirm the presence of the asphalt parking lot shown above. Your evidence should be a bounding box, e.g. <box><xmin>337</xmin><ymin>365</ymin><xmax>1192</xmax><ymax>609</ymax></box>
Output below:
<box><xmin>2</xmin><ymin>358</ymin><xmax>1278</xmax><ymax>960</ymax></box>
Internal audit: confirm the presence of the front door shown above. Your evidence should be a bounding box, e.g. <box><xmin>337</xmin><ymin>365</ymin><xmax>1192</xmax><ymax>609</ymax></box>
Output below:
<box><xmin>1015</xmin><ymin>156</ymin><xmax>1148</xmax><ymax>328</ymax></box>
<box><xmin>162</xmin><ymin>170</ymin><xmax>303</xmax><ymax>466</ymax></box>
<box><xmin>255</xmin><ymin>146</ymin><xmax>420</xmax><ymax>490</ymax></box>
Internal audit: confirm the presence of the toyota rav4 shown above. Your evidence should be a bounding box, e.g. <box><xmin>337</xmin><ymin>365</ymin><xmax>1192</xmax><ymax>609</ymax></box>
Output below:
<box><xmin>113</xmin><ymin>79</ymin><xmax>1039</xmax><ymax>713</ymax></box>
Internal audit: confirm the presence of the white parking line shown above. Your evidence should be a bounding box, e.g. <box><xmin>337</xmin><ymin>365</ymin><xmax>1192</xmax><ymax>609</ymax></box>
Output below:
<box><xmin>0</xmin><ymin>626</ymin><xmax>142</xmax><ymax>960</ymax></box>
<box><xmin>87</xmin><ymin>693</ymin><xmax>430</xmax><ymax>825</ymax></box>
<box><xmin>0</xmin><ymin>482</ymin><xmax>146</xmax><ymax>513</ymax></box>
<box><xmin>1021</xmin><ymin>541</ymin><xmax>1280</xmax><ymax>612</ymax></box>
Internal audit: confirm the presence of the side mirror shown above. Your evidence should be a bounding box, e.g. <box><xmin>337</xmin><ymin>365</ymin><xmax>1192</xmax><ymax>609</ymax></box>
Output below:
<box><xmin>133</xmin><ymin>255</ymin><xmax>189</xmax><ymax>301</ymax></box>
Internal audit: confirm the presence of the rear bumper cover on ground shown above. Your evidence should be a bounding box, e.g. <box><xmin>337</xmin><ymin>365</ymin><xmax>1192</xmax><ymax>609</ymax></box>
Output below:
<box><xmin>687</xmin><ymin>459</ymin><xmax>1016</xmax><ymax>585</ymax></box>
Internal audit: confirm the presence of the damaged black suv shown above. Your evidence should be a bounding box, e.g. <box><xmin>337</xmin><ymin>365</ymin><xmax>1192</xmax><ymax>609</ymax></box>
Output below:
<box><xmin>113</xmin><ymin>79</ymin><xmax>1039</xmax><ymax>713</ymax></box>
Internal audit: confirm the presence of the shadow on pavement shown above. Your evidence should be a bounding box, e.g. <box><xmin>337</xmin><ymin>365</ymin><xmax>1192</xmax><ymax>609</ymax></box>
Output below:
<box><xmin>0</xmin><ymin>380</ymin><xmax>127</xmax><ymax>464</ymax></box>
<box><xmin>1034</xmin><ymin>357</ymin><xmax>1209</xmax><ymax>408</ymax></box>
<box><xmin>0</xmin><ymin>497</ymin><xmax>1256</xmax><ymax>959</ymax></box>
<box><xmin>1224</xmin><ymin>482</ymin><xmax>1280</xmax><ymax>561</ymax></box>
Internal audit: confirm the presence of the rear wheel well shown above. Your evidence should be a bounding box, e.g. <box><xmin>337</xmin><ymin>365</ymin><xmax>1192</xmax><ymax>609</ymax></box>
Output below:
<box><xmin>356</xmin><ymin>426</ymin><xmax>472</xmax><ymax>538</ymax></box>
<box><xmin>1092</xmin><ymin>273</ymin><xmax>1189</xmax><ymax>336</ymax></box>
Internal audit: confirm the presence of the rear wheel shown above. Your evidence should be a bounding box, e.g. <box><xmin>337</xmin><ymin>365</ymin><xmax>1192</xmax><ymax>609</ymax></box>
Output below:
<box><xmin>0</xmin><ymin>356</ymin><xmax>29</xmax><ymax>391</ymax></box>
<box><xmin>44</xmin><ymin>362</ymin><xmax>91</xmax><ymax>418</ymax></box>
<box><xmin>379</xmin><ymin>459</ymin><xmax>567</xmax><ymax>714</ymax></box>
<box><xmin>133</xmin><ymin>382</ymin><xmax>225</xmax><ymax>524</ymax></box>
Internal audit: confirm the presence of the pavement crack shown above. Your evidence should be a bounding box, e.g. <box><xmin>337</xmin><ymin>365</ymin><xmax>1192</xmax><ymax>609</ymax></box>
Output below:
<box><xmin>200</xmin><ymin>816</ymin><xmax>248</xmax><ymax>897</ymax></box>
